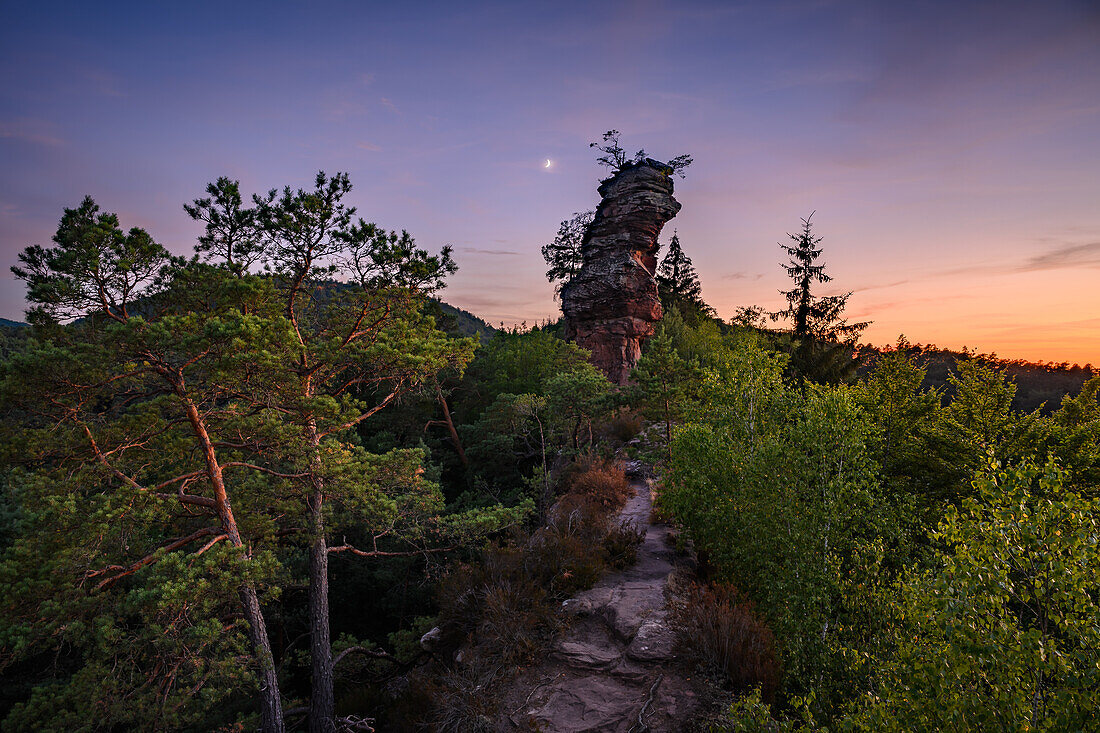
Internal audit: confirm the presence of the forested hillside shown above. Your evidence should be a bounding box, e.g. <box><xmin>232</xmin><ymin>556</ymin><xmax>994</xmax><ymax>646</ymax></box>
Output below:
<box><xmin>1</xmin><ymin>172</ymin><xmax>1098</xmax><ymax>731</ymax></box>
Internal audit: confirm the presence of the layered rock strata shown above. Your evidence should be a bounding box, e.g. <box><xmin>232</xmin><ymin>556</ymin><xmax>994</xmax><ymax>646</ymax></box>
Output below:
<box><xmin>561</xmin><ymin>160</ymin><xmax>681</xmax><ymax>385</ymax></box>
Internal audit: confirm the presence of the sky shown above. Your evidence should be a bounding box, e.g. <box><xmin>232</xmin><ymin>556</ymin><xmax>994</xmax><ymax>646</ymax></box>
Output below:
<box><xmin>2</xmin><ymin>0</ymin><xmax>1099</xmax><ymax>364</ymax></box>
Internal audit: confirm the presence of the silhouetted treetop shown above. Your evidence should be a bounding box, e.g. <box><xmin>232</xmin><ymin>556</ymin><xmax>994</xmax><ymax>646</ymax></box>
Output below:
<box><xmin>589</xmin><ymin>130</ymin><xmax>692</xmax><ymax>178</ymax></box>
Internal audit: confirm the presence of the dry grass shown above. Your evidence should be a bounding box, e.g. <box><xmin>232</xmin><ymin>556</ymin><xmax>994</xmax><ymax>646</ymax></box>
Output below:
<box><xmin>669</xmin><ymin>582</ymin><xmax>781</xmax><ymax>701</ymax></box>
<box><xmin>602</xmin><ymin>520</ymin><xmax>645</xmax><ymax>570</ymax></box>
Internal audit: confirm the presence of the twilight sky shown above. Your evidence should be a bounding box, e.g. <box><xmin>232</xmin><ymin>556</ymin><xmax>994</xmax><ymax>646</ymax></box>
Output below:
<box><xmin>2</xmin><ymin>0</ymin><xmax>1099</xmax><ymax>363</ymax></box>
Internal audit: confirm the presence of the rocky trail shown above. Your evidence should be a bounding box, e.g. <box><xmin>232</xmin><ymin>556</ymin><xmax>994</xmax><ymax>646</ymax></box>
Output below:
<box><xmin>493</xmin><ymin>476</ymin><xmax>702</xmax><ymax>732</ymax></box>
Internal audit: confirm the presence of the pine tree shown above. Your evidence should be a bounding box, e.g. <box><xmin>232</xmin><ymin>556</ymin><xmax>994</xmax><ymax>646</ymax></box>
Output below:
<box><xmin>656</xmin><ymin>231</ymin><xmax>713</xmax><ymax>319</ymax></box>
<box><xmin>630</xmin><ymin>330</ymin><xmax>701</xmax><ymax>462</ymax></box>
<box><xmin>4</xmin><ymin>182</ymin><xmax>526</xmax><ymax>732</ymax></box>
<box><xmin>769</xmin><ymin>213</ymin><xmax>868</xmax><ymax>382</ymax></box>
<box><xmin>7</xmin><ymin>202</ymin><xmax>289</xmax><ymax>731</ymax></box>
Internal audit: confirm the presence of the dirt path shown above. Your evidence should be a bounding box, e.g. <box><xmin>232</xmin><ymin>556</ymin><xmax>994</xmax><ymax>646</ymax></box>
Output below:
<box><xmin>493</xmin><ymin>477</ymin><xmax>701</xmax><ymax>732</ymax></box>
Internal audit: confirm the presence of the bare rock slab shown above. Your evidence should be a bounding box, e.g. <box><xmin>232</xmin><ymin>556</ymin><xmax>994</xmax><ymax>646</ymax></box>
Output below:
<box><xmin>626</xmin><ymin>620</ymin><xmax>677</xmax><ymax>662</ymax></box>
<box><xmin>527</xmin><ymin>675</ymin><xmax>640</xmax><ymax>733</ymax></box>
<box><xmin>555</xmin><ymin>640</ymin><xmax>621</xmax><ymax>671</ymax></box>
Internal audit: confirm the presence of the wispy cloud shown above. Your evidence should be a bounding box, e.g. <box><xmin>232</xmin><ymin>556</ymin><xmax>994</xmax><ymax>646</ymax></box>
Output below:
<box><xmin>82</xmin><ymin>68</ymin><xmax>125</xmax><ymax>98</ymax></box>
<box><xmin>1021</xmin><ymin>241</ymin><xmax>1100</xmax><ymax>271</ymax></box>
<box><xmin>851</xmin><ymin>279</ymin><xmax>910</xmax><ymax>293</ymax></box>
<box><xmin>458</xmin><ymin>247</ymin><xmax>520</xmax><ymax>256</ymax></box>
<box><xmin>937</xmin><ymin>241</ymin><xmax>1100</xmax><ymax>279</ymax></box>
<box><xmin>356</xmin><ymin>141</ymin><xmax>381</xmax><ymax>151</ymax></box>
<box><xmin>722</xmin><ymin>271</ymin><xmax>763</xmax><ymax>281</ymax></box>
<box><xmin>0</xmin><ymin>119</ymin><xmax>64</xmax><ymax>147</ymax></box>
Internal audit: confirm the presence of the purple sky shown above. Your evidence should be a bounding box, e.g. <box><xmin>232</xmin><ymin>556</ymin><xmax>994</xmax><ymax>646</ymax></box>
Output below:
<box><xmin>3</xmin><ymin>1</ymin><xmax>1099</xmax><ymax>363</ymax></box>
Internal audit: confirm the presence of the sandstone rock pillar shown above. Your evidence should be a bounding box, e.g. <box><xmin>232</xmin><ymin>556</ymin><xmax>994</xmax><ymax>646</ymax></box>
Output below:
<box><xmin>561</xmin><ymin>160</ymin><xmax>681</xmax><ymax>385</ymax></box>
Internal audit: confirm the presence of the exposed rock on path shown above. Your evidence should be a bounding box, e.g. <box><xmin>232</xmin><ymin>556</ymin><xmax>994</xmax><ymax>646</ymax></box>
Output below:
<box><xmin>494</xmin><ymin>480</ymin><xmax>700</xmax><ymax>732</ymax></box>
<box><xmin>562</xmin><ymin>161</ymin><xmax>681</xmax><ymax>385</ymax></box>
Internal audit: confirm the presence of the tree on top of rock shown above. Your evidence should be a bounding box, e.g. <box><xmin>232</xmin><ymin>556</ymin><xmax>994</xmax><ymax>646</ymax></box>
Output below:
<box><xmin>589</xmin><ymin>130</ymin><xmax>692</xmax><ymax>178</ymax></box>
<box><xmin>542</xmin><ymin>210</ymin><xmax>593</xmax><ymax>296</ymax></box>
<box><xmin>656</xmin><ymin>231</ymin><xmax>714</xmax><ymax>320</ymax></box>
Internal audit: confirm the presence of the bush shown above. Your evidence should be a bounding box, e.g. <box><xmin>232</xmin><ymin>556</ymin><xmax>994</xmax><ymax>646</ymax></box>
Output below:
<box><xmin>670</xmin><ymin>582</ymin><xmax>780</xmax><ymax>701</ymax></box>
<box><xmin>427</xmin><ymin>658</ymin><xmax>503</xmax><ymax>733</ymax></box>
<box><xmin>601</xmin><ymin>520</ymin><xmax>645</xmax><ymax>570</ymax></box>
<box><xmin>602</xmin><ymin>407</ymin><xmax>645</xmax><ymax>443</ymax></box>
<box><xmin>434</xmin><ymin>545</ymin><xmax>557</xmax><ymax>666</ymax></box>
<box><xmin>406</xmin><ymin>451</ymin><xmax>645</xmax><ymax>729</ymax></box>
<box><xmin>561</xmin><ymin>452</ymin><xmax>632</xmax><ymax>511</ymax></box>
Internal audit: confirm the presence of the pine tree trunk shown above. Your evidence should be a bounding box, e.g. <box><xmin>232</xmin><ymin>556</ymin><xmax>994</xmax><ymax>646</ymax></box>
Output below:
<box><xmin>179</xmin><ymin>389</ymin><xmax>285</xmax><ymax>732</ymax></box>
<box><xmin>435</xmin><ymin>385</ymin><xmax>468</xmax><ymax>468</ymax></box>
<box><xmin>240</xmin><ymin>585</ymin><xmax>287</xmax><ymax>733</ymax></box>
<box><xmin>307</xmin><ymin>421</ymin><xmax>335</xmax><ymax>733</ymax></box>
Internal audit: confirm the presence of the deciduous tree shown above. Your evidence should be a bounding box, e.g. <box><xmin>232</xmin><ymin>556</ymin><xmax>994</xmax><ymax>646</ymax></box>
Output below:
<box><xmin>541</xmin><ymin>210</ymin><xmax>593</xmax><ymax>296</ymax></box>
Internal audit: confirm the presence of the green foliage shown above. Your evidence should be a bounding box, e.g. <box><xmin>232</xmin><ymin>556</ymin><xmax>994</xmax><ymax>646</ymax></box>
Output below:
<box><xmin>456</xmin><ymin>327</ymin><xmax>592</xmax><ymax>420</ymax></box>
<box><xmin>456</xmin><ymin>327</ymin><xmax>614</xmax><ymax>514</ymax></box>
<box><xmin>852</xmin><ymin>340</ymin><xmax>952</xmax><ymax>537</ymax></box>
<box><xmin>2</xmin><ymin>180</ymin><xmax>522</xmax><ymax>730</ymax></box>
<box><xmin>1046</xmin><ymin>374</ymin><xmax>1100</xmax><ymax>493</ymax></box>
<box><xmin>861</xmin><ymin>456</ymin><xmax>1100</xmax><ymax>731</ymax></box>
<box><xmin>11</xmin><ymin>196</ymin><xmax>176</xmax><ymax>325</ymax></box>
<box><xmin>541</xmin><ymin>210</ymin><xmax>593</xmax><ymax>295</ymax></box>
<box><xmin>589</xmin><ymin>129</ymin><xmax>692</xmax><ymax>177</ymax></box>
<box><xmin>630</xmin><ymin>329</ymin><xmax>703</xmax><ymax>462</ymax></box>
<box><xmin>660</xmin><ymin>332</ymin><xmax>1100</xmax><ymax>729</ymax></box>
<box><xmin>663</xmin><ymin>343</ymin><xmax>897</xmax><ymax>719</ymax></box>
<box><xmin>184</xmin><ymin>176</ymin><xmax>264</xmax><ymax>276</ymax></box>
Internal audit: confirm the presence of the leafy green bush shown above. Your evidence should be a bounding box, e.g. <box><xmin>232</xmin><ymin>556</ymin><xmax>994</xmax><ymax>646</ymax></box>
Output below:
<box><xmin>859</xmin><ymin>456</ymin><xmax>1100</xmax><ymax>731</ymax></box>
<box><xmin>660</xmin><ymin>336</ymin><xmax>899</xmax><ymax>720</ymax></box>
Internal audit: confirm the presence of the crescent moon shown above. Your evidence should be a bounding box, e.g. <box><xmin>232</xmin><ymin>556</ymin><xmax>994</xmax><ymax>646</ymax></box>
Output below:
<box><xmin>545</xmin><ymin>159</ymin><xmax>553</xmax><ymax>168</ymax></box>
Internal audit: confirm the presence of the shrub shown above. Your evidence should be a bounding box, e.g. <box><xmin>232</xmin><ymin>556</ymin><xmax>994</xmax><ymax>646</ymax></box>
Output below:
<box><xmin>562</xmin><ymin>453</ymin><xmax>632</xmax><ymax>511</ymax></box>
<box><xmin>601</xmin><ymin>520</ymin><xmax>645</xmax><ymax>570</ymax></box>
<box><xmin>670</xmin><ymin>582</ymin><xmax>780</xmax><ymax>701</ymax></box>
<box><xmin>602</xmin><ymin>407</ymin><xmax>645</xmax><ymax>443</ymax></box>
<box><xmin>428</xmin><ymin>657</ymin><xmax>502</xmax><ymax>733</ymax></box>
<box><xmin>434</xmin><ymin>546</ymin><xmax>558</xmax><ymax>666</ymax></box>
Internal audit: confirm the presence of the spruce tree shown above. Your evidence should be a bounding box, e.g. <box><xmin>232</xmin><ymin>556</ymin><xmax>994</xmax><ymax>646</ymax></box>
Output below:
<box><xmin>656</xmin><ymin>231</ymin><xmax>713</xmax><ymax>319</ymax></box>
<box><xmin>769</xmin><ymin>213</ymin><xmax>868</xmax><ymax>382</ymax></box>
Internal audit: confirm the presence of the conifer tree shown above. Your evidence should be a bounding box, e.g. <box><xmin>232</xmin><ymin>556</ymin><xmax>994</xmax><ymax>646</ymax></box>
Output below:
<box><xmin>656</xmin><ymin>231</ymin><xmax>713</xmax><ymax>320</ymax></box>
<box><xmin>3</xmin><ymin>181</ymin><xmax>525</xmax><ymax>732</ymax></box>
<box><xmin>769</xmin><ymin>213</ymin><xmax>868</xmax><ymax>382</ymax></box>
<box><xmin>6</xmin><ymin>200</ymin><xmax>289</xmax><ymax>731</ymax></box>
<box><xmin>631</xmin><ymin>330</ymin><xmax>701</xmax><ymax>462</ymax></box>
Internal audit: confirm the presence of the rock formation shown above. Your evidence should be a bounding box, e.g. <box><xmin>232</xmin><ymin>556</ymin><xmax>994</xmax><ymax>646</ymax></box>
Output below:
<box><xmin>561</xmin><ymin>160</ymin><xmax>681</xmax><ymax>385</ymax></box>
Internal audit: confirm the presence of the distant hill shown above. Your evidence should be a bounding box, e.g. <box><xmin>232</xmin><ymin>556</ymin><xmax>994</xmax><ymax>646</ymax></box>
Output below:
<box><xmin>432</xmin><ymin>300</ymin><xmax>496</xmax><ymax>339</ymax></box>
<box><xmin>859</xmin><ymin>342</ymin><xmax>1095</xmax><ymax>415</ymax></box>
<box><xmin>0</xmin><ymin>302</ymin><xmax>494</xmax><ymax>341</ymax></box>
